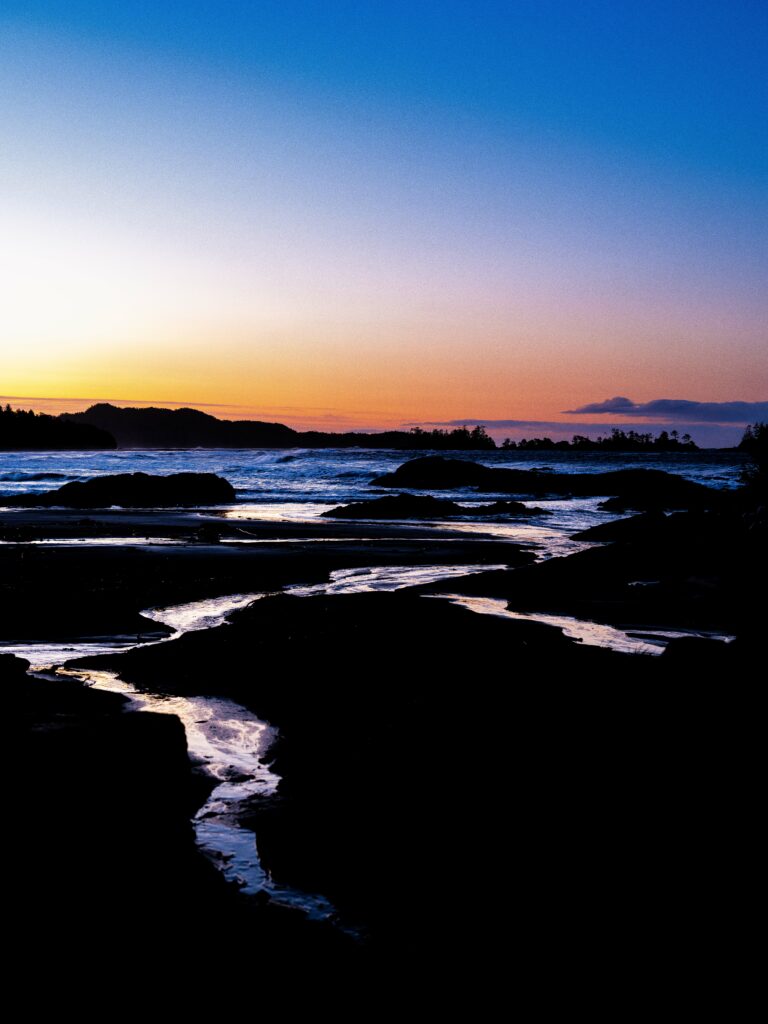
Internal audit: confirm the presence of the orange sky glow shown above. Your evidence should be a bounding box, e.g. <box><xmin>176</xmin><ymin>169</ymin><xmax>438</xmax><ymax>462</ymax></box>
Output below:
<box><xmin>1</xmin><ymin>10</ymin><xmax>765</xmax><ymax>441</ymax></box>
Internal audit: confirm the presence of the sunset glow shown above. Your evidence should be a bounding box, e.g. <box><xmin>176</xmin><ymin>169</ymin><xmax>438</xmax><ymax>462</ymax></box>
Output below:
<box><xmin>1</xmin><ymin>2</ymin><xmax>766</xmax><ymax>442</ymax></box>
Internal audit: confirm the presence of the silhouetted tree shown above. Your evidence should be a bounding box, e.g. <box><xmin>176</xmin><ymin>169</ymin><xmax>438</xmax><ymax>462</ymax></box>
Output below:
<box><xmin>738</xmin><ymin>422</ymin><xmax>767</xmax><ymax>498</ymax></box>
<box><xmin>492</xmin><ymin>430</ymin><xmax>698</xmax><ymax>452</ymax></box>
<box><xmin>0</xmin><ymin>404</ymin><xmax>116</xmax><ymax>450</ymax></box>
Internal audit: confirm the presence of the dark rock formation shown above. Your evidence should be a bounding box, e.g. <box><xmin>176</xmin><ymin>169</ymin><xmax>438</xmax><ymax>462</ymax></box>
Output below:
<box><xmin>417</xmin><ymin>506</ymin><xmax>764</xmax><ymax>636</ymax></box>
<box><xmin>321</xmin><ymin>493</ymin><xmax>550</xmax><ymax>519</ymax></box>
<box><xmin>660</xmin><ymin>635</ymin><xmax>734</xmax><ymax>664</ymax></box>
<box><xmin>371</xmin><ymin>456</ymin><xmax>721</xmax><ymax>510</ymax></box>
<box><xmin>573</xmin><ymin>509</ymin><xmax>737</xmax><ymax>543</ymax></box>
<box><xmin>4</xmin><ymin>471</ymin><xmax>236</xmax><ymax>507</ymax></box>
<box><xmin>371</xmin><ymin>456</ymin><xmax>492</xmax><ymax>489</ymax></box>
<box><xmin>0</xmin><ymin>652</ymin><xmax>30</xmax><ymax>686</ymax></box>
<box><xmin>19</xmin><ymin>654</ymin><xmax>359</xmax><ymax>970</ymax></box>
<box><xmin>572</xmin><ymin>511</ymin><xmax>668</xmax><ymax>541</ymax></box>
<box><xmin>70</xmin><ymin>588</ymin><xmax>759</xmax><ymax>973</ymax></box>
<box><xmin>480</xmin><ymin>500</ymin><xmax>550</xmax><ymax>515</ymax></box>
<box><xmin>0</xmin><ymin>523</ymin><xmax>528</xmax><ymax>642</ymax></box>
<box><xmin>21</xmin><ymin>668</ymin><xmax>213</xmax><ymax>944</ymax></box>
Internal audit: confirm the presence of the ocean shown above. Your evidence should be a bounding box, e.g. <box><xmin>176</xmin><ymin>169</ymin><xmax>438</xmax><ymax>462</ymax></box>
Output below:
<box><xmin>0</xmin><ymin>446</ymin><xmax>745</xmax><ymax>506</ymax></box>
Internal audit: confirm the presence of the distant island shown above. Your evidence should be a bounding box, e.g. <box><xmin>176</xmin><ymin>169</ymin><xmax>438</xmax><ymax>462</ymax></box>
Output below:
<box><xmin>61</xmin><ymin>404</ymin><xmax>498</xmax><ymax>449</ymax></box>
<box><xmin>500</xmin><ymin>428</ymin><xmax>699</xmax><ymax>452</ymax></box>
<box><xmin>0</xmin><ymin>402</ymin><xmax>727</xmax><ymax>452</ymax></box>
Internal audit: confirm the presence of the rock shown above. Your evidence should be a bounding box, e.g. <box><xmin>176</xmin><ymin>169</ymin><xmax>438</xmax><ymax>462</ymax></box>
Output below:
<box><xmin>371</xmin><ymin>456</ymin><xmax>501</xmax><ymax>489</ymax></box>
<box><xmin>660</xmin><ymin>636</ymin><xmax>734</xmax><ymax>664</ymax></box>
<box><xmin>482</xmin><ymin>500</ymin><xmax>551</xmax><ymax>516</ymax></box>
<box><xmin>595</xmin><ymin>473</ymin><xmax>714</xmax><ymax>511</ymax></box>
<box><xmin>572</xmin><ymin>511</ymin><xmax>667</xmax><ymax>541</ymax></box>
<box><xmin>574</xmin><ymin>509</ymin><xmax>730</xmax><ymax>543</ymax></box>
<box><xmin>194</xmin><ymin>524</ymin><xmax>223</xmax><ymax>543</ymax></box>
<box><xmin>5</xmin><ymin>472</ymin><xmax>236</xmax><ymax>508</ymax></box>
<box><xmin>75</xmin><ymin>587</ymin><xmax>747</xmax><ymax>966</ymax></box>
<box><xmin>0</xmin><ymin>652</ymin><xmax>30</xmax><ymax>683</ymax></box>
<box><xmin>371</xmin><ymin>457</ymin><xmax>721</xmax><ymax>510</ymax></box>
<box><xmin>321</xmin><ymin>493</ymin><xmax>550</xmax><ymax>519</ymax></box>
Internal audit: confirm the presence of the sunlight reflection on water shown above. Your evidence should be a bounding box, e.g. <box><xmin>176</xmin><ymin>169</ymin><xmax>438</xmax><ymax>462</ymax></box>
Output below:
<box><xmin>431</xmin><ymin>595</ymin><xmax>735</xmax><ymax>656</ymax></box>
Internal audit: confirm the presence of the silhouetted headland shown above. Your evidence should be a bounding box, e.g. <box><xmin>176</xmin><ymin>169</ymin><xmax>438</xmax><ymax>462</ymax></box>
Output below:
<box><xmin>4</xmin><ymin>401</ymin><xmax>756</xmax><ymax>453</ymax></box>
<box><xmin>62</xmin><ymin>403</ymin><xmax>497</xmax><ymax>449</ymax></box>
<box><xmin>0</xmin><ymin>403</ymin><xmax>115</xmax><ymax>450</ymax></box>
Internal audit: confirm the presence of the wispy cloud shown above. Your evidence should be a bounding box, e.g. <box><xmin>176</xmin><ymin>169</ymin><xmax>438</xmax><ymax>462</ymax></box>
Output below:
<box><xmin>564</xmin><ymin>397</ymin><xmax>768</xmax><ymax>423</ymax></box>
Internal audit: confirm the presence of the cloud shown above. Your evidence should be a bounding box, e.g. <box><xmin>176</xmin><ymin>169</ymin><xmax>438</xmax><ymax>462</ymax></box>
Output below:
<box><xmin>564</xmin><ymin>397</ymin><xmax>768</xmax><ymax>423</ymax></box>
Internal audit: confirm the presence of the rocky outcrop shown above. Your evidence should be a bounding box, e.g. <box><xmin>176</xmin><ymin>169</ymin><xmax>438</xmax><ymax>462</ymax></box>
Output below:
<box><xmin>69</xmin><ymin>587</ymin><xmax>757</xmax><ymax>969</ymax></box>
<box><xmin>573</xmin><ymin>509</ymin><xmax>728</xmax><ymax>542</ymax></box>
<box><xmin>4</xmin><ymin>471</ymin><xmax>236</xmax><ymax>508</ymax></box>
<box><xmin>371</xmin><ymin>456</ymin><xmax>493</xmax><ymax>489</ymax></box>
<box><xmin>659</xmin><ymin>635</ymin><xmax>734</xmax><ymax>664</ymax></box>
<box><xmin>371</xmin><ymin>456</ymin><xmax>720</xmax><ymax>510</ymax></box>
<box><xmin>321</xmin><ymin>493</ymin><xmax>550</xmax><ymax>519</ymax></box>
<box><xmin>19</xmin><ymin>656</ymin><xmax>355</xmax><ymax>968</ymax></box>
<box><xmin>572</xmin><ymin>511</ymin><xmax>669</xmax><ymax>541</ymax></box>
<box><xmin>0</xmin><ymin>652</ymin><xmax>30</xmax><ymax>683</ymax></box>
<box><xmin>416</xmin><ymin>505</ymin><xmax>762</xmax><ymax>636</ymax></box>
<box><xmin>21</xmin><ymin>667</ymin><xmax>212</xmax><ymax>948</ymax></box>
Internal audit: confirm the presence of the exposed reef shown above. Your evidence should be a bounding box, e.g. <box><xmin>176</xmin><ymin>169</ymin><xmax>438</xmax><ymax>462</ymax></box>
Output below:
<box><xmin>68</xmin><ymin>586</ymin><xmax>758</xmax><ymax>966</ymax></box>
<box><xmin>370</xmin><ymin>456</ymin><xmax>721</xmax><ymax>509</ymax></box>
<box><xmin>321</xmin><ymin>493</ymin><xmax>551</xmax><ymax>518</ymax></box>
<box><xmin>4</xmin><ymin>471</ymin><xmax>236</xmax><ymax>508</ymax></box>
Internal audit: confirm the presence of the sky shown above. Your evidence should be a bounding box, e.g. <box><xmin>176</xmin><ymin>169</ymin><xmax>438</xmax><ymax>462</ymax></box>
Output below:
<box><xmin>1</xmin><ymin>1</ymin><xmax>766</xmax><ymax>444</ymax></box>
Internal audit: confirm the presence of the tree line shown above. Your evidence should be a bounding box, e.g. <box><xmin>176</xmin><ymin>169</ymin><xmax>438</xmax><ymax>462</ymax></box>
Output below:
<box><xmin>0</xmin><ymin>404</ymin><xmax>116</xmax><ymax>450</ymax></box>
<box><xmin>500</xmin><ymin>428</ymin><xmax>698</xmax><ymax>451</ymax></box>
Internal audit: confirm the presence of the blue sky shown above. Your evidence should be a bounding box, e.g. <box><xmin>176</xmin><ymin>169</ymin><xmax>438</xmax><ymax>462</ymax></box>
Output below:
<box><xmin>1</xmin><ymin>2</ymin><xmax>766</xmax><ymax>443</ymax></box>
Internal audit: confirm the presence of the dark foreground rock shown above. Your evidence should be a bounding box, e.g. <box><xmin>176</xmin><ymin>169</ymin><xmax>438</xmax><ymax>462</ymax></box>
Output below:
<box><xmin>371</xmin><ymin>456</ymin><xmax>720</xmax><ymax>509</ymax></box>
<box><xmin>1</xmin><ymin>651</ymin><xmax>29</xmax><ymax>683</ymax></box>
<box><xmin>71</xmin><ymin>589</ymin><xmax>759</xmax><ymax>978</ymax></box>
<box><xmin>420</xmin><ymin>506</ymin><xmax>765</xmax><ymax>634</ymax></box>
<box><xmin>4</xmin><ymin>471</ymin><xmax>236</xmax><ymax>508</ymax></box>
<box><xmin>371</xmin><ymin>455</ymin><xmax>493</xmax><ymax>489</ymax></box>
<box><xmin>321</xmin><ymin>493</ymin><xmax>550</xmax><ymax>518</ymax></box>
<box><xmin>16</xmin><ymin>653</ymin><xmax>359</xmax><ymax>973</ymax></box>
<box><xmin>571</xmin><ymin>509</ymin><xmax>668</xmax><ymax>541</ymax></box>
<box><xmin>0</xmin><ymin>532</ymin><xmax>527</xmax><ymax>641</ymax></box>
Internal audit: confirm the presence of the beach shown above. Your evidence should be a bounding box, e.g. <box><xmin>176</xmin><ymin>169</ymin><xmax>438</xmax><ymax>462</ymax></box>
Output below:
<box><xmin>10</xmin><ymin>447</ymin><xmax>763</xmax><ymax>973</ymax></box>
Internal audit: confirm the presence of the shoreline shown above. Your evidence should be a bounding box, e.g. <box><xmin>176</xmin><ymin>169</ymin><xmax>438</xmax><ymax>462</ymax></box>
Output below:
<box><xmin>13</xmin><ymin>455</ymin><xmax>764</xmax><ymax>967</ymax></box>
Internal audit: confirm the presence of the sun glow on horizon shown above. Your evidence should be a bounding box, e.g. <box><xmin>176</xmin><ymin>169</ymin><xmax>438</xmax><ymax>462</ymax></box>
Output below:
<box><xmin>1</xmin><ymin>5</ymin><xmax>766</xmax><ymax>434</ymax></box>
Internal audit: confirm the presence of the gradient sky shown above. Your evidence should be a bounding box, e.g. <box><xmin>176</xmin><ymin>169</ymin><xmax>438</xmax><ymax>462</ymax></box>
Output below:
<box><xmin>1</xmin><ymin>1</ymin><xmax>766</xmax><ymax>442</ymax></box>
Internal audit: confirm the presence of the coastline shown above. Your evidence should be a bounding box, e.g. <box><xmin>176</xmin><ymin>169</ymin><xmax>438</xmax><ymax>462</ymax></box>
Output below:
<box><xmin>10</xmin><ymin>450</ymin><xmax>763</xmax><ymax>970</ymax></box>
